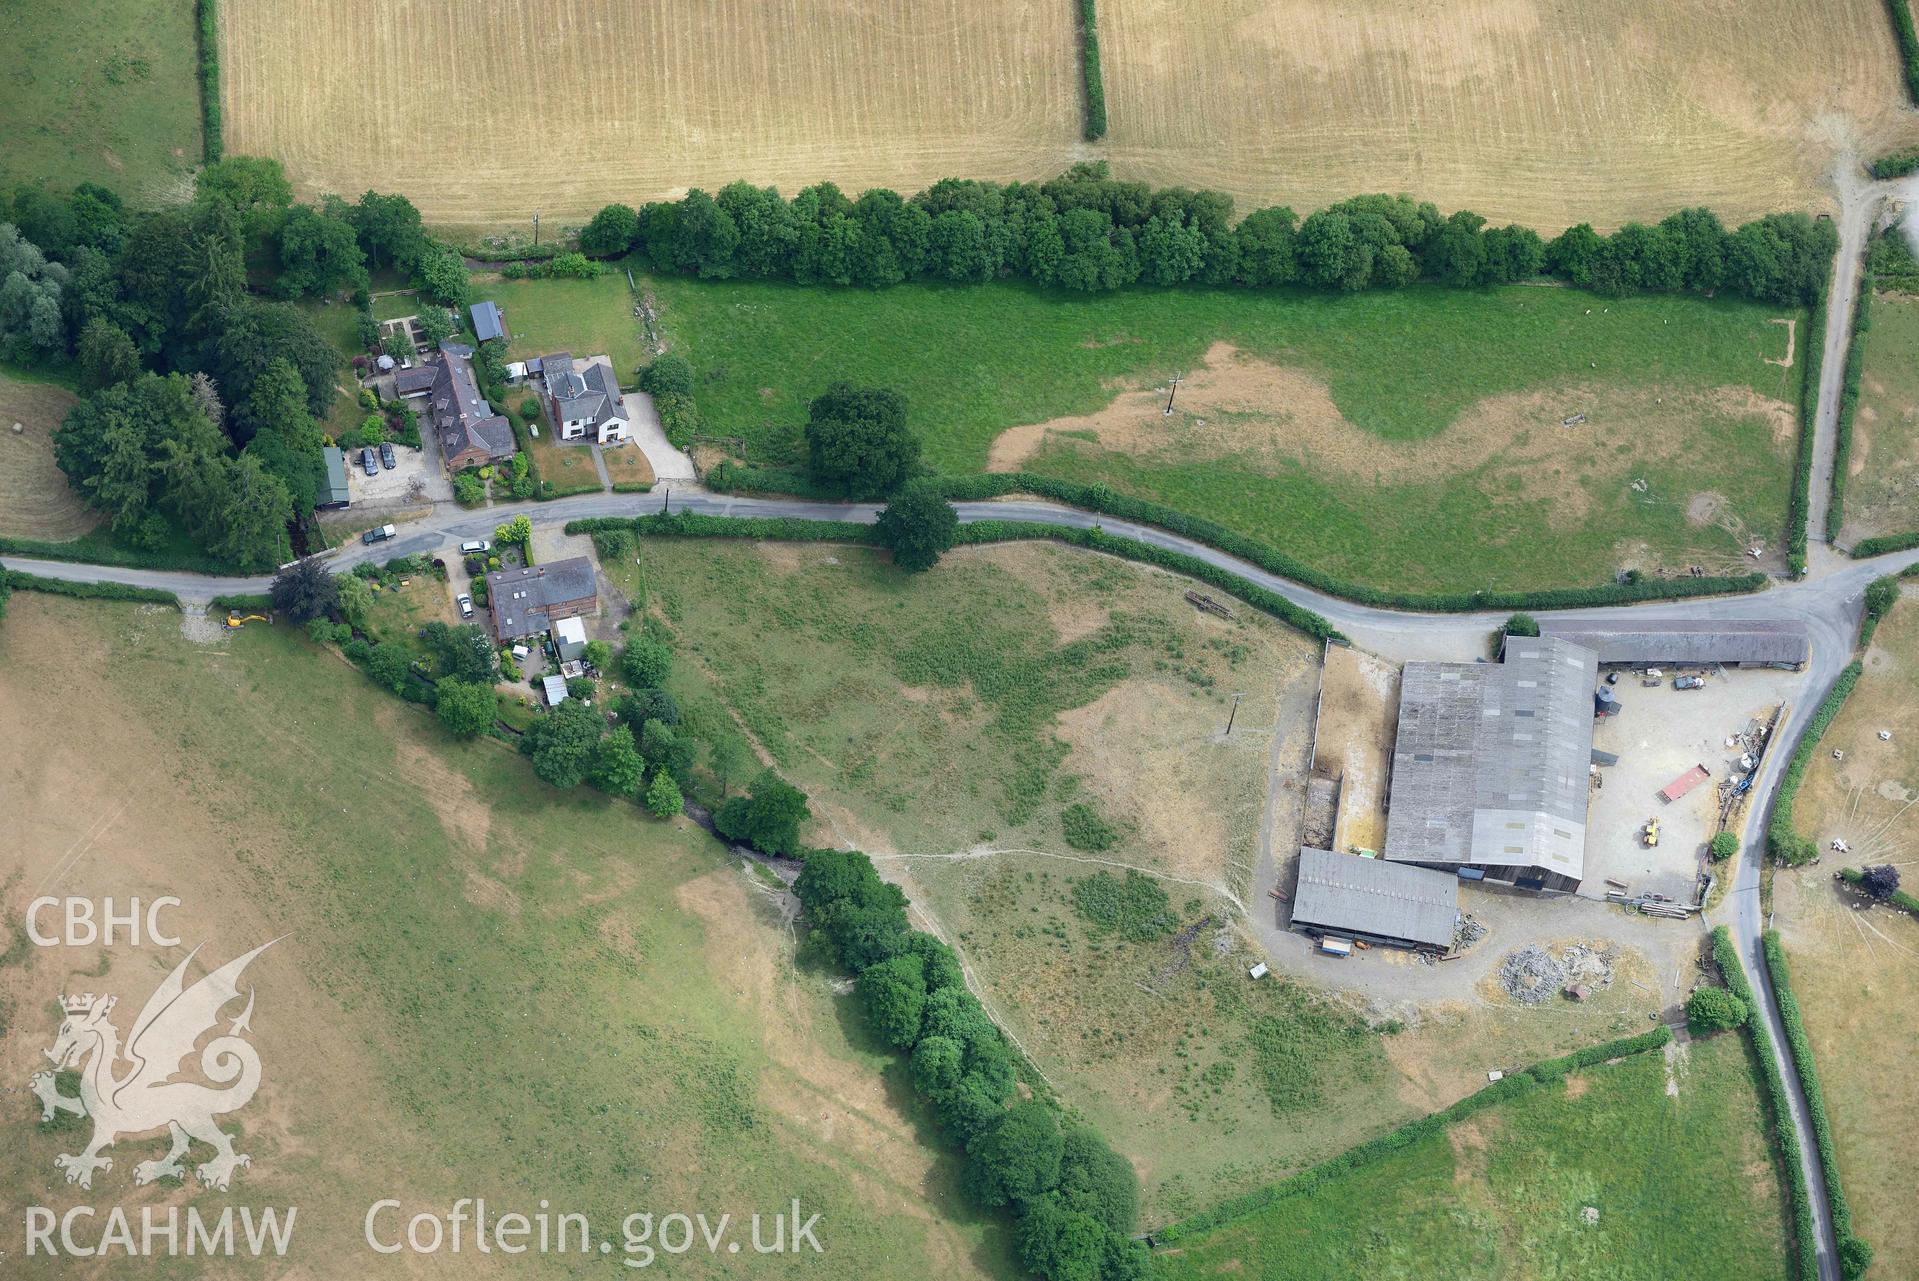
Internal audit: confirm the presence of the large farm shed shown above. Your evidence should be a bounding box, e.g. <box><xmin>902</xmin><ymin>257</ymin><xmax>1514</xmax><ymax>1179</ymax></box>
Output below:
<box><xmin>1383</xmin><ymin>637</ymin><xmax>1599</xmax><ymax>893</ymax></box>
<box><xmin>1536</xmin><ymin>618</ymin><xmax>1809</xmax><ymax>668</ymax></box>
<box><xmin>1290</xmin><ymin>847</ymin><xmax>1458</xmax><ymax>951</ymax></box>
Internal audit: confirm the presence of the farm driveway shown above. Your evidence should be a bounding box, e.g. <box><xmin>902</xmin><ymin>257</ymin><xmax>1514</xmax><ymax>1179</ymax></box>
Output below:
<box><xmin>621</xmin><ymin>391</ymin><xmax>696</xmax><ymax>481</ymax></box>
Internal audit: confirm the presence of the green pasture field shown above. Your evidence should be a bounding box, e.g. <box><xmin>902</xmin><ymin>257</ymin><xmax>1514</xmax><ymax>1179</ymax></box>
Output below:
<box><xmin>0</xmin><ymin>0</ymin><xmax>202</xmax><ymax>202</ymax></box>
<box><xmin>1153</xmin><ymin>1034</ymin><xmax>1789</xmax><ymax>1281</ymax></box>
<box><xmin>472</xmin><ymin>274</ymin><xmax>649</xmax><ymax>384</ymax></box>
<box><xmin>649</xmin><ymin>278</ymin><xmax>1801</xmax><ymax>593</ymax></box>
<box><xmin>1841</xmin><ymin>292</ymin><xmax>1919</xmax><ymax>542</ymax></box>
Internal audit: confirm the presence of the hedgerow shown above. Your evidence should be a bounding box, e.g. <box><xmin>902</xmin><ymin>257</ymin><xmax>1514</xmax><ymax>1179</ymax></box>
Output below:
<box><xmin>793</xmin><ymin>848</ymin><xmax>1146</xmax><ymax>1279</ymax></box>
<box><xmin>1767</xmin><ymin>661</ymin><xmax>1863</xmax><ymax>865</ymax></box>
<box><xmin>1154</xmin><ymin>1027</ymin><xmax>1672</xmax><ymax>1245</ymax></box>
<box><xmin>1763</xmin><ymin>931</ymin><xmax>1872</xmax><ymax>1278</ymax></box>
<box><xmin>1869</xmin><ymin>145</ymin><xmax>1919</xmax><ymax>179</ymax></box>
<box><xmin>1790</xmin><ymin>287</ymin><xmax>1828</xmax><ymax>572</ymax></box>
<box><xmin>1887</xmin><ymin>0</ymin><xmax>1919</xmax><ymax>104</ymax></box>
<box><xmin>1827</xmin><ymin>282</ymin><xmax>1872</xmax><ymax>541</ymax></box>
<box><xmin>1838</xmin><ymin>866</ymin><xmax>1919</xmax><ymax>917</ymax></box>
<box><xmin>0</xmin><ymin>533</ymin><xmax>238</xmax><ymax>575</ymax></box>
<box><xmin>1709</xmin><ymin>926</ymin><xmax>1818</xmax><ymax>1281</ymax></box>
<box><xmin>2</xmin><ymin>572</ymin><xmax>178</xmax><ymax>607</ymax></box>
<box><xmin>1851</xmin><ymin>528</ymin><xmax>1919</xmax><ymax>558</ymax></box>
<box><xmin>1077</xmin><ymin>0</ymin><xmax>1107</xmax><ymax>141</ymax></box>
<box><xmin>197</xmin><ymin>0</ymin><xmax>222</xmax><ymax>162</ymax></box>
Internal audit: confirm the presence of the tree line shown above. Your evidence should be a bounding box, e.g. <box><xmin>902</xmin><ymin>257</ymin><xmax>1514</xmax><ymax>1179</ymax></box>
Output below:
<box><xmin>578</xmin><ymin>163</ymin><xmax>1835</xmax><ymax>305</ymax></box>
<box><xmin>7</xmin><ymin>159</ymin><xmax>468</xmax><ymax>570</ymax></box>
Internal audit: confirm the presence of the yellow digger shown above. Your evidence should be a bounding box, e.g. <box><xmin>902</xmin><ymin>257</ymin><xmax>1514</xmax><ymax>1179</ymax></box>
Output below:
<box><xmin>1642</xmin><ymin>817</ymin><xmax>1660</xmax><ymax>848</ymax></box>
<box><xmin>224</xmin><ymin>612</ymin><xmax>272</xmax><ymax>629</ymax></box>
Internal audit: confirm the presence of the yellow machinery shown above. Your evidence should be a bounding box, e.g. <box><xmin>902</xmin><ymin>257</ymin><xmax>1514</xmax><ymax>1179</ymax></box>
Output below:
<box><xmin>1643</xmin><ymin>817</ymin><xmax>1660</xmax><ymax>848</ymax></box>
<box><xmin>224</xmin><ymin>612</ymin><xmax>271</xmax><ymax>629</ymax></box>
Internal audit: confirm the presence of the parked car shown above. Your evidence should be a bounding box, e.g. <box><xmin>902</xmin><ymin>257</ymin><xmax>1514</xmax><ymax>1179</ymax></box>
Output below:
<box><xmin>379</xmin><ymin>442</ymin><xmax>397</xmax><ymax>469</ymax></box>
<box><xmin>1674</xmin><ymin>675</ymin><xmax>1705</xmax><ymax>690</ymax></box>
<box><xmin>361</xmin><ymin>448</ymin><xmax>378</xmax><ymax>476</ymax></box>
<box><xmin>362</xmin><ymin>523</ymin><xmax>397</xmax><ymax>545</ymax></box>
<box><xmin>458</xmin><ymin>539</ymin><xmax>491</xmax><ymax>555</ymax></box>
<box><xmin>456</xmin><ymin>593</ymin><xmax>474</xmax><ymax>619</ymax></box>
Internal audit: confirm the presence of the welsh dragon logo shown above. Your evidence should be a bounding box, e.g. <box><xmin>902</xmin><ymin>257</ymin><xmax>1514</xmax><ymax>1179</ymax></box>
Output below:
<box><xmin>29</xmin><ymin>940</ymin><xmax>278</xmax><ymax>1191</ymax></box>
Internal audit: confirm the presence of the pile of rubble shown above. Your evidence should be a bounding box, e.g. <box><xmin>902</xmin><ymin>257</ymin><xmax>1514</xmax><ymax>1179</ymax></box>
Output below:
<box><xmin>1453</xmin><ymin>914</ymin><xmax>1488</xmax><ymax>952</ymax></box>
<box><xmin>1498</xmin><ymin>943</ymin><xmax>1617</xmax><ymax>1004</ymax></box>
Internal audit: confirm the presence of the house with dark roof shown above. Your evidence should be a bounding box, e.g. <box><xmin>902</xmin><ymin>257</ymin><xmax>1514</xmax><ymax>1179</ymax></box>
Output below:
<box><xmin>485</xmin><ymin>557</ymin><xmax>598</xmax><ymax>642</ymax></box>
<box><xmin>423</xmin><ymin>341</ymin><xmax>517</xmax><ymax>473</ymax></box>
<box><xmin>1383</xmin><ymin>636</ymin><xmax>1599</xmax><ymax>893</ymax></box>
<box><xmin>540</xmin><ymin>352</ymin><xmax>628</xmax><ymax>444</ymax></box>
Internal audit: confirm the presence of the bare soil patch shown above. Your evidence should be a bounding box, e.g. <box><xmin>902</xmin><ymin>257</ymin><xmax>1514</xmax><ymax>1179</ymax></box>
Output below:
<box><xmin>988</xmin><ymin>342</ymin><xmax>1793</xmax><ymax>533</ymax></box>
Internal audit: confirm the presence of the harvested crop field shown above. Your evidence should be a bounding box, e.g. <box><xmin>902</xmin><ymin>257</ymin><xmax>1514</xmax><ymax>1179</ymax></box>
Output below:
<box><xmin>217</xmin><ymin>0</ymin><xmax>1082</xmax><ymax>234</ymax></box>
<box><xmin>0</xmin><ymin>375</ymin><xmax>99</xmax><ymax>541</ymax></box>
<box><xmin>1100</xmin><ymin>0</ymin><xmax>1919</xmax><ymax>230</ymax></box>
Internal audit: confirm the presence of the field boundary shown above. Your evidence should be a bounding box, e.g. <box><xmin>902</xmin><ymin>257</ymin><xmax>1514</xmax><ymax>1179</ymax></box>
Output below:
<box><xmin>1791</xmin><ymin>286</ymin><xmax>1828</xmax><ymax>571</ymax></box>
<box><xmin>197</xmin><ymin>0</ymin><xmax>222</xmax><ymax>162</ymax></box>
<box><xmin>1151</xmin><ymin>1027</ymin><xmax>1674</xmax><ymax>1245</ymax></box>
<box><xmin>1762</xmin><ymin>931</ymin><xmax>1872</xmax><ymax>1277</ymax></box>
<box><xmin>1077</xmin><ymin>0</ymin><xmax>1106</xmax><ymax>141</ymax></box>
<box><xmin>704</xmin><ymin>464</ymin><xmax>1773</xmax><ymax>613</ymax></box>
<box><xmin>1827</xmin><ymin>280</ymin><xmax>1873</xmax><ymax>541</ymax></box>
<box><xmin>1836</xmin><ymin>866</ymin><xmax>1919</xmax><ymax>916</ymax></box>
<box><xmin>2</xmin><ymin>570</ymin><xmax>178</xmax><ymax>608</ymax></box>
<box><xmin>1888</xmin><ymin>0</ymin><xmax>1919</xmax><ymax>103</ymax></box>
<box><xmin>1708</xmin><ymin>926</ymin><xmax>1818</xmax><ymax>1281</ymax></box>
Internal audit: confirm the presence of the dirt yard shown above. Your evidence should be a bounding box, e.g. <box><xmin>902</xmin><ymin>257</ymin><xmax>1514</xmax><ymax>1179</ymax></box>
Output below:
<box><xmin>0</xmin><ymin>375</ymin><xmax>99</xmax><ymax>540</ymax></box>
<box><xmin>218</xmin><ymin>0</ymin><xmax>1081</xmax><ymax>233</ymax></box>
<box><xmin>1099</xmin><ymin>0</ymin><xmax>1919</xmax><ymax>230</ymax></box>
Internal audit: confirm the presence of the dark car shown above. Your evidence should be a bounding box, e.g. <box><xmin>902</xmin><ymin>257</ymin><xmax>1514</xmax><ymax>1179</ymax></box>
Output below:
<box><xmin>361</xmin><ymin>523</ymin><xmax>396</xmax><ymax>545</ymax></box>
<box><xmin>361</xmin><ymin>447</ymin><xmax>378</xmax><ymax>476</ymax></box>
<box><xmin>380</xmin><ymin>442</ymin><xmax>397</xmax><ymax>469</ymax></box>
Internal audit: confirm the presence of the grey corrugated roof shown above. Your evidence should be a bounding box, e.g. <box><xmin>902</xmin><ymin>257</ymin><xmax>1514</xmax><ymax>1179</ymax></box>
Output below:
<box><xmin>1537</xmin><ymin>617</ymin><xmax>1809</xmax><ymax>666</ymax></box>
<box><xmin>542</xmin><ymin>674</ymin><xmax>569</xmax><ymax>705</ymax></box>
<box><xmin>1291</xmin><ymin>848</ymin><xmax>1458</xmax><ymax>948</ymax></box>
<box><xmin>1384</xmin><ymin>637</ymin><xmax>1596</xmax><ymax>880</ymax></box>
<box><xmin>470</xmin><ymin>301</ymin><xmax>504</xmax><ymax>342</ymax></box>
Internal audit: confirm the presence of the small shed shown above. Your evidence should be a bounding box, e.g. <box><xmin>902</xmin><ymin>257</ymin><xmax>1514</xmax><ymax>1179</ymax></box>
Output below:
<box><xmin>317</xmin><ymin>446</ymin><xmax>351</xmax><ymax>509</ymax></box>
<box><xmin>471</xmin><ymin>301</ymin><xmax>505</xmax><ymax>343</ymax></box>
<box><xmin>553</xmin><ymin>616</ymin><xmax>588</xmax><ymax>663</ymax></box>
<box><xmin>541</xmin><ymin>674</ymin><xmax>569</xmax><ymax>706</ymax></box>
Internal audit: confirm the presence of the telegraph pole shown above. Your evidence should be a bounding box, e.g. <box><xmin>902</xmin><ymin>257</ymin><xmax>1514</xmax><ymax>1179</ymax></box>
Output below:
<box><xmin>1164</xmin><ymin>373</ymin><xmax>1184</xmax><ymax>416</ymax></box>
<box><xmin>532</xmin><ymin>210</ymin><xmax>541</xmax><ymax>247</ymax></box>
<box><xmin>1224</xmin><ymin>691</ymin><xmax>1244</xmax><ymax>736</ymax></box>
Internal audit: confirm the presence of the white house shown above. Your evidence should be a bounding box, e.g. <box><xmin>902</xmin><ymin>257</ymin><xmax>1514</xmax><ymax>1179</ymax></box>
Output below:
<box><xmin>540</xmin><ymin>352</ymin><xmax>628</xmax><ymax>445</ymax></box>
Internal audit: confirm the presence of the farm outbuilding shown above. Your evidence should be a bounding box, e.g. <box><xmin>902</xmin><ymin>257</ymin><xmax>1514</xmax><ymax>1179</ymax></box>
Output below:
<box><xmin>1536</xmin><ymin>618</ymin><xmax>1809</xmax><ymax>669</ymax></box>
<box><xmin>1383</xmin><ymin>637</ymin><xmax>1598</xmax><ymax>893</ymax></box>
<box><xmin>470</xmin><ymin>300</ymin><xmax>505</xmax><ymax>343</ymax></box>
<box><xmin>317</xmin><ymin>446</ymin><xmax>351</xmax><ymax>509</ymax></box>
<box><xmin>1290</xmin><ymin>847</ymin><xmax>1459</xmax><ymax>951</ymax></box>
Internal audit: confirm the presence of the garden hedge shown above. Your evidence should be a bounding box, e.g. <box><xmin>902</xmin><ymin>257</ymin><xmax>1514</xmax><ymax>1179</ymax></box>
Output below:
<box><xmin>1826</xmin><ymin>283</ymin><xmax>1872</xmax><ymax>541</ymax></box>
<box><xmin>1078</xmin><ymin>0</ymin><xmax>1107</xmax><ymax>141</ymax></box>
<box><xmin>703</xmin><ymin>465</ymin><xmax>1770</xmax><ymax>614</ymax></box>
<box><xmin>2</xmin><ymin>571</ymin><xmax>178</xmax><ymax>607</ymax></box>
<box><xmin>1767</xmin><ymin>661</ymin><xmax>1863</xmax><ymax>865</ymax></box>
<box><xmin>1709</xmin><ymin>926</ymin><xmax>1818</xmax><ymax>1281</ymax></box>
<box><xmin>1763</xmin><ymin>931</ymin><xmax>1872</xmax><ymax>1278</ymax></box>
<box><xmin>1889</xmin><ymin>0</ymin><xmax>1919</xmax><ymax>104</ymax></box>
<box><xmin>1153</xmin><ymin>1026</ymin><xmax>1673</xmax><ymax>1245</ymax></box>
<box><xmin>209</xmin><ymin>592</ymin><xmax>273</xmax><ymax>612</ymax></box>
<box><xmin>197</xmin><ymin>0</ymin><xmax>222</xmax><ymax>163</ymax></box>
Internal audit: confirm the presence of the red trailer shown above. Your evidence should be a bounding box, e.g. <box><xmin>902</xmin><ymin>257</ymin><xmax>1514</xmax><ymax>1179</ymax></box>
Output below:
<box><xmin>1659</xmin><ymin>764</ymin><xmax>1711</xmax><ymax>803</ymax></box>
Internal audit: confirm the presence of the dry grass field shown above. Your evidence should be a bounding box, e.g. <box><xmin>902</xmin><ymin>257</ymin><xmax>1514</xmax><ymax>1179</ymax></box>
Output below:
<box><xmin>1841</xmin><ymin>292</ymin><xmax>1919</xmax><ymax>542</ymax></box>
<box><xmin>1782</xmin><ymin>590</ymin><xmax>1919</xmax><ymax>1280</ymax></box>
<box><xmin>1100</xmin><ymin>0</ymin><xmax>1919</xmax><ymax>229</ymax></box>
<box><xmin>218</xmin><ymin>0</ymin><xmax>1083</xmax><ymax>234</ymax></box>
<box><xmin>0</xmin><ymin>376</ymin><xmax>99</xmax><ymax>542</ymax></box>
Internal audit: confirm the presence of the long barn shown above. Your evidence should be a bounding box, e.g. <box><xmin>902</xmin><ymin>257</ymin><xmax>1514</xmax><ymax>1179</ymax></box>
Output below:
<box><xmin>1536</xmin><ymin>618</ymin><xmax>1809</xmax><ymax>669</ymax></box>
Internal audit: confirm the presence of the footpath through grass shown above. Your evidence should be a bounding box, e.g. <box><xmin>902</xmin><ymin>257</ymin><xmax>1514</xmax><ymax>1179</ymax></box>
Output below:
<box><xmin>1153</xmin><ymin>1034</ymin><xmax>1788</xmax><ymax>1281</ymax></box>
<box><xmin>651</xmin><ymin>277</ymin><xmax>1800</xmax><ymax>593</ymax></box>
<box><xmin>0</xmin><ymin>0</ymin><xmax>202</xmax><ymax>201</ymax></box>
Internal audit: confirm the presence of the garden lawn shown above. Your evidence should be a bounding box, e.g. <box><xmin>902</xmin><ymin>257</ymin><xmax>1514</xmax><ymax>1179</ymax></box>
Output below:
<box><xmin>0</xmin><ymin>0</ymin><xmax>202</xmax><ymax>201</ymax></box>
<box><xmin>650</xmin><ymin>278</ymin><xmax>1800</xmax><ymax>593</ymax></box>
<box><xmin>1153</xmin><ymin>1034</ymin><xmax>1789</xmax><ymax>1281</ymax></box>
<box><xmin>471</xmin><ymin>273</ymin><xmax>649</xmax><ymax>384</ymax></box>
<box><xmin>1841</xmin><ymin>292</ymin><xmax>1919</xmax><ymax>542</ymax></box>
